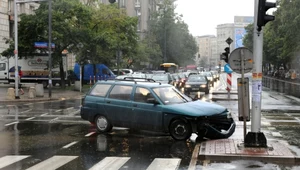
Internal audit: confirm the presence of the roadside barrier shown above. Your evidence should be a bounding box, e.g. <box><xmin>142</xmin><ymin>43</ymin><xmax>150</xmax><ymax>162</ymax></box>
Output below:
<box><xmin>227</xmin><ymin>73</ymin><xmax>232</xmax><ymax>92</ymax></box>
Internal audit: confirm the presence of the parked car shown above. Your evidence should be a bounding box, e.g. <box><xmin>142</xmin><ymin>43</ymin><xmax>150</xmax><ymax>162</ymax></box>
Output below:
<box><xmin>80</xmin><ymin>79</ymin><xmax>236</xmax><ymax>140</ymax></box>
<box><xmin>184</xmin><ymin>75</ymin><xmax>210</xmax><ymax>95</ymax></box>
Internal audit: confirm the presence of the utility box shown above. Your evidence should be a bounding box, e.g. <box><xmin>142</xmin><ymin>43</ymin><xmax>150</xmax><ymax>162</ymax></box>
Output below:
<box><xmin>238</xmin><ymin>77</ymin><xmax>250</xmax><ymax>121</ymax></box>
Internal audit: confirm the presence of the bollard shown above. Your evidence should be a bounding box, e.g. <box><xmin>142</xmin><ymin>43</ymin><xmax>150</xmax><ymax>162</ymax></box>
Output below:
<box><xmin>28</xmin><ymin>87</ymin><xmax>36</xmax><ymax>99</ymax></box>
<box><xmin>35</xmin><ymin>84</ymin><xmax>44</xmax><ymax>97</ymax></box>
<box><xmin>94</xmin><ymin>75</ymin><xmax>96</xmax><ymax>84</ymax></box>
<box><xmin>6</xmin><ymin>88</ymin><xmax>15</xmax><ymax>100</ymax></box>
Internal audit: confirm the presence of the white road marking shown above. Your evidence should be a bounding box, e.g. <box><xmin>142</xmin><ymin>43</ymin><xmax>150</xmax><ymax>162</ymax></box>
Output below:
<box><xmin>0</xmin><ymin>155</ymin><xmax>30</xmax><ymax>169</ymax></box>
<box><xmin>146</xmin><ymin>158</ymin><xmax>181</xmax><ymax>170</ymax></box>
<box><xmin>89</xmin><ymin>157</ymin><xmax>130</xmax><ymax>170</ymax></box>
<box><xmin>40</xmin><ymin>113</ymin><xmax>49</xmax><ymax>116</ymax></box>
<box><xmin>55</xmin><ymin>109</ymin><xmax>62</xmax><ymax>112</ymax></box>
<box><xmin>85</xmin><ymin>132</ymin><xmax>96</xmax><ymax>137</ymax></box>
<box><xmin>26</xmin><ymin>156</ymin><xmax>77</xmax><ymax>170</ymax></box>
<box><xmin>62</xmin><ymin>141</ymin><xmax>78</xmax><ymax>149</ymax></box>
<box><xmin>49</xmin><ymin>117</ymin><xmax>59</xmax><ymax>122</ymax></box>
<box><xmin>26</xmin><ymin>117</ymin><xmax>36</xmax><ymax>121</ymax></box>
<box><xmin>20</xmin><ymin>109</ymin><xmax>32</xmax><ymax>113</ymax></box>
<box><xmin>66</xmin><ymin>107</ymin><xmax>74</xmax><ymax>110</ymax></box>
<box><xmin>5</xmin><ymin>121</ymin><xmax>19</xmax><ymax>126</ymax></box>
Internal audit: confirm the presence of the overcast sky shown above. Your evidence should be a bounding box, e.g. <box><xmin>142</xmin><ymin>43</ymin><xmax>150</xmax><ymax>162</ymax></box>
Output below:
<box><xmin>174</xmin><ymin>0</ymin><xmax>256</xmax><ymax>36</ymax></box>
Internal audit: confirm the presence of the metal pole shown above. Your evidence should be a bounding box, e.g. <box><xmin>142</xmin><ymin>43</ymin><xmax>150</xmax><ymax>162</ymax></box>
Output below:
<box><xmin>79</xmin><ymin>65</ymin><xmax>82</xmax><ymax>92</ymax></box>
<box><xmin>244</xmin><ymin>0</ymin><xmax>267</xmax><ymax>147</ymax></box>
<box><xmin>240</xmin><ymin>49</ymin><xmax>246</xmax><ymax>141</ymax></box>
<box><xmin>48</xmin><ymin>0</ymin><xmax>52</xmax><ymax>98</ymax></box>
<box><xmin>14</xmin><ymin>0</ymin><xmax>19</xmax><ymax>99</ymax></box>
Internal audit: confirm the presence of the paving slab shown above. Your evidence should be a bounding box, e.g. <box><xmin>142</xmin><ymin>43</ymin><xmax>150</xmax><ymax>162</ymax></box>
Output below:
<box><xmin>198</xmin><ymin>139</ymin><xmax>299</xmax><ymax>164</ymax></box>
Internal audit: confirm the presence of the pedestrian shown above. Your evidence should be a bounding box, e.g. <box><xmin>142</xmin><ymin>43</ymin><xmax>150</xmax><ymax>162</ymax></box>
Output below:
<box><xmin>18</xmin><ymin>69</ymin><xmax>24</xmax><ymax>95</ymax></box>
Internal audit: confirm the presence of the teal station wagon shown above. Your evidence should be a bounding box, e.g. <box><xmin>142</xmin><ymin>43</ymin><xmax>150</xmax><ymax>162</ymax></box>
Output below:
<box><xmin>81</xmin><ymin>79</ymin><xmax>235</xmax><ymax>140</ymax></box>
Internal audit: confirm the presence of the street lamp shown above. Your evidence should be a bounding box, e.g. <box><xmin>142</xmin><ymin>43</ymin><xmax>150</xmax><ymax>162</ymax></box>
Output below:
<box><xmin>14</xmin><ymin>0</ymin><xmax>51</xmax><ymax>99</ymax></box>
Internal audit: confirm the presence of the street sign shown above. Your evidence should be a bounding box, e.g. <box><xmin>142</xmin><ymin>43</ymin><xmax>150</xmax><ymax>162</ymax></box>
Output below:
<box><xmin>34</xmin><ymin>42</ymin><xmax>55</xmax><ymax>48</ymax></box>
<box><xmin>224</xmin><ymin>64</ymin><xmax>233</xmax><ymax>74</ymax></box>
<box><xmin>228</xmin><ymin>47</ymin><xmax>253</xmax><ymax>74</ymax></box>
<box><xmin>225</xmin><ymin>37</ymin><xmax>233</xmax><ymax>45</ymax></box>
<box><xmin>238</xmin><ymin>77</ymin><xmax>250</xmax><ymax>122</ymax></box>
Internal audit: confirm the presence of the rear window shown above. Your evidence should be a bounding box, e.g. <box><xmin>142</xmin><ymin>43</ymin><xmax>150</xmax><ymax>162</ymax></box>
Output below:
<box><xmin>90</xmin><ymin>84</ymin><xmax>111</xmax><ymax>97</ymax></box>
<box><xmin>108</xmin><ymin>85</ymin><xmax>133</xmax><ymax>100</ymax></box>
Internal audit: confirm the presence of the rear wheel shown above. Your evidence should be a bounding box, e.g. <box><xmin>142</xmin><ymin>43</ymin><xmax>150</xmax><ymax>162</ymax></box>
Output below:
<box><xmin>169</xmin><ymin>119</ymin><xmax>192</xmax><ymax>141</ymax></box>
<box><xmin>95</xmin><ymin>115</ymin><xmax>112</xmax><ymax>133</ymax></box>
<box><xmin>205</xmin><ymin>88</ymin><xmax>209</xmax><ymax>94</ymax></box>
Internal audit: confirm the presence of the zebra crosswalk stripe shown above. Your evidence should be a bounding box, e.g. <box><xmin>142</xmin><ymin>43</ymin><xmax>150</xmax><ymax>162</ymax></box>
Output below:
<box><xmin>146</xmin><ymin>158</ymin><xmax>181</xmax><ymax>170</ymax></box>
<box><xmin>26</xmin><ymin>156</ymin><xmax>78</xmax><ymax>170</ymax></box>
<box><xmin>0</xmin><ymin>155</ymin><xmax>30</xmax><ymax>169</ymax></box>
<box><xmin>89</xmin><ymin>157</ymin><xmax>130</xmax><ymax>170</ymax></box>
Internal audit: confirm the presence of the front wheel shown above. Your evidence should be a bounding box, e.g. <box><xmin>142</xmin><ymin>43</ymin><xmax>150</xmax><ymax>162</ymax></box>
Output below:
<box><xmin>169</xmin><ymin>119</ymin><xmax>192</xmax><ymax>141</ymax></box>
<box><xmin>95</xmin><ymin>115</ymin><xmax>112</xmax><ymax>133</ymax></box>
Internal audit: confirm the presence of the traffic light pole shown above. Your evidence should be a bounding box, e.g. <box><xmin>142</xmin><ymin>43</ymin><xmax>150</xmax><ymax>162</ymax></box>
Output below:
<box><xmin>244</xmin><ymin>0</ymin><xmax>267</xmax><ymax>147</ymax></box>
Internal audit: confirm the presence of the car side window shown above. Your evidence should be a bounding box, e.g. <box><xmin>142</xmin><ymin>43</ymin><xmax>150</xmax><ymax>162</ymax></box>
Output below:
<box><xmin>109</xmin><ymin>85</ymin><xmax>133</xmax><ymax>100</ymax></box>
<box><xmin>0</xmin><ymin>63</ymin><xmax>5</xmax><ymax>71</ymax></box>
<box><xmin>90</xmin><ymin>84</ymin><xmax>111</xmax><ymax>96</ymax></box>
<box><xmin>134</xmin><ymin>87</ymin><xmax>154</xmax><ymax>103</ymax></box>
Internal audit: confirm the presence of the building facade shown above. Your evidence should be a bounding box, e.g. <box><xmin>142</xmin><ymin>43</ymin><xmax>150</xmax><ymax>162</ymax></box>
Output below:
<box><xmin>195</xmin><ymin>35</ymin><xmax>217</xmax><ymax>68</ymax></box>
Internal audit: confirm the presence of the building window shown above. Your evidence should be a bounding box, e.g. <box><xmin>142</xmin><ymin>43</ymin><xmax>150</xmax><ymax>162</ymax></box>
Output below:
<box><xmin>120</xmin><ymin>0</ymin><xmax>125</xmax><ymax>7</ymax></box>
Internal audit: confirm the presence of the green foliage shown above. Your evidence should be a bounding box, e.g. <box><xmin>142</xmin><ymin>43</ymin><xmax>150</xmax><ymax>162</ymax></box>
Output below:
<box><xmin>263</xmin><ymin>0</ymin><xmax>300</xmax><ymax>67</ymax></box>
<box><xmin>148</xmin><ymin>0</ymin><xmax>197</xmax><ymax>67</ymax></box>
<box><xmin>243</xmin><ymin>23</ymin><xmax>254</xmax><ymax>51</ymax></box>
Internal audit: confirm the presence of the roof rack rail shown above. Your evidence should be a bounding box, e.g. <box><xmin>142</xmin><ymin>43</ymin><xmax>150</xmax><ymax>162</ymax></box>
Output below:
<box><xmin>114</xmin><ymin>77</ymin><xmax>164</xmax><ymax>84</ymax></box>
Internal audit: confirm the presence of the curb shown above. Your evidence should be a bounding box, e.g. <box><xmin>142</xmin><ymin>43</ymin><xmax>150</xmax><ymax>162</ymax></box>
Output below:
<box><xmin>211</xmin><ymin>97</ymin><xmax>238</xmax><ymax>101</ymax></box>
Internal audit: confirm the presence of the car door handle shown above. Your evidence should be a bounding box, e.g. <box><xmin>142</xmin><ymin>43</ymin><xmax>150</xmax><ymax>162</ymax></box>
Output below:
<box><xmin>133</xmin><ymin>104</ymin><xmax>137</xmax><ymax>107</ymax></box>
<box><xmin>4</xmin><ymin>73</ymin><xmax>7</xmax><ymax>75</ymax></box>
<box><xmin>106</xmin><ymin>101</ymin><xmax>111</xmax><ymax>104</ymax></box>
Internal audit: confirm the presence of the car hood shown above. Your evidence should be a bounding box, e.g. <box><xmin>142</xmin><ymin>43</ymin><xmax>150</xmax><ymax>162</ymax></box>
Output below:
<box><xmin>162</xmin><ymin>100</ymin><xmax>227</xmax><ymax>117</ymax></box>
<box><xmin>186</xmin><ymin>82</ymin><xmax>207</xmax><ymax>85</ymax></box>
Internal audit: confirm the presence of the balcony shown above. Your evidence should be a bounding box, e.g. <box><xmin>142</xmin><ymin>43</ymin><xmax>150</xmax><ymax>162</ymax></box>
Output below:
<box><xmin>135</xmin><ymin>2</ymin><xmax>141</xmax><ymax>8</ymax></box>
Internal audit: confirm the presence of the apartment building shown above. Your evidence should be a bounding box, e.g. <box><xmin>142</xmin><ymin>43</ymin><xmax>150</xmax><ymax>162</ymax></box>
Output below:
<box><xmin>195</xmin><ymin>35</ymin><xmax>217</xmax><ymax>68</ymax></box>
<box><xmin>216</xmin><ymin>16</ymin><xmax>253</xmax><ymax>55</ymax></box>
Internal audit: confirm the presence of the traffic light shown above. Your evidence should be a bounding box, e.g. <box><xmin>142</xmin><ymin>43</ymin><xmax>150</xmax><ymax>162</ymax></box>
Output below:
<box><xmin>257</xmin><ymin>0</ymin><xmax>276</xmax><ymax>31</ymax></box>
<box><xmin>109</xmin><ymin>0</ymin><xmax>116</xmax><ymax>3</ymax></box>
<box><xmin>221</xmin><ymin>47</ymin><xmax>230</xmax><ymax>63</ymax></box>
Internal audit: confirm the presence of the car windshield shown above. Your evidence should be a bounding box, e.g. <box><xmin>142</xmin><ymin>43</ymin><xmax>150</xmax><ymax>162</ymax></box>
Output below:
<box><xmin>187</xmin><ymin>76</ymin><xmax>206</xmax><ymax>82</ymax></box>
<box><xmin>153</xmin><ymin>86</ymin><xmax>191</xmax><ymax>105</ymax></box>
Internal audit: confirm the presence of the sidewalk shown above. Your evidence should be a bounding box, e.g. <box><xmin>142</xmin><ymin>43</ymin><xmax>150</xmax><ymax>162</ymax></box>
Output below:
<box><xmin>0</xmin><ymin>84</ymin><xmax>85</xmax><ymax>103</ymax></box>
<box><xmin>200</xmin><ymin>88</ymin><xmax>300</xmax><ymax>165</ymax></box>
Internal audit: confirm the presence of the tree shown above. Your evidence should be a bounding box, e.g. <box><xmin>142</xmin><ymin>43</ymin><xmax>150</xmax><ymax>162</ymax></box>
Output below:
<box><xmin>148</xmin><ymin>0</ymin><xmax>197</xmax><ymax>67</ymax></box>
<box><xmin>243</xmin><ymin>23</ymin><xmax>254</xmax><ymax>51</ymax></box>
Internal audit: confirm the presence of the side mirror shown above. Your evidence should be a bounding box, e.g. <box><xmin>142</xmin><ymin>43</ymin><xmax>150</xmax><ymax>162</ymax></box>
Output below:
<box><xmin>147</xmin><ymin>98</ymin><xmax>159</xmax><ymax>105</ymax></box>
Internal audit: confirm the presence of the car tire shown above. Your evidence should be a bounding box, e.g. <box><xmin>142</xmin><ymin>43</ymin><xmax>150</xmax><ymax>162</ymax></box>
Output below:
<box><xmin>169</xmin><ymin>119</ymin><xmax>192</xmax><ymax>141</ymax></box>
<box><xmin>95</xmin><ymin>115</ymin><xmax>112</xmax><ymax>133</ymax></box>
<box><xmin>205</xmin><ymin>88</ymin><xmax>209</xmax><ymax>94</ymax></box>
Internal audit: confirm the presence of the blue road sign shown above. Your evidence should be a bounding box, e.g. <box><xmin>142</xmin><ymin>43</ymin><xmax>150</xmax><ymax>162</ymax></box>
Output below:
<box><xmin>34</xmin><ymin>42</ymin><xmax>55</xmax><ymax>48</ymax></box>
<box><xmin>224</xmin><ymin>64</ymin><xmax>233</xmax><ymax>74</ymax></box>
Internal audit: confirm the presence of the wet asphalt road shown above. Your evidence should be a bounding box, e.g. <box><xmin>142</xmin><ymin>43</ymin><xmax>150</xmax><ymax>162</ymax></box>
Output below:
<box><xmin>0</xmin><ymin>98</ymin><xmax>197</xmax><ymax>169</ymax></box>
<box><xmin>1</xmin><ymin>74</ymin><xmax>300</xmax><ymax>169</ymax></box>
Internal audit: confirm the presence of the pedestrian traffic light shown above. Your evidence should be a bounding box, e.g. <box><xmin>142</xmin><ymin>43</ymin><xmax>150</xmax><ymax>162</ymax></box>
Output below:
<box><xmin>257</xmin><ymin>0</ymin><xmax>276</xmax><ymax>32</ymax></box>
<box><xmin>221</xmin><ymin>47</ymin><xmax>230</xmax><ymax>63</ymax></box>
<box><xmin>109</xmin><ymin>0</ymin><xmax>116</xmax><ymax>3</ymax></box>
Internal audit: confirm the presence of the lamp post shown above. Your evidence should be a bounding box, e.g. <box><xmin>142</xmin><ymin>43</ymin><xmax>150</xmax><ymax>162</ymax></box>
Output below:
<box><xmin>14</xmin><ymin>0</ymin><xmax>51</xmax><ymax>99</ymax></box>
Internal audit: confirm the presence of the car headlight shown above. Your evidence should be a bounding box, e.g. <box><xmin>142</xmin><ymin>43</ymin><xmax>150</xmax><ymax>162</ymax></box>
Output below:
<box><xmin>185</xmin><ymin>85</ymin><xmax>191</xmax><ymax>88</ymax></box>
<box><xmin>227</xmin><ymin>111</ymin><xmax>232</xmax><ymax>118</ymax></box>
<box><xmin>200</xmin><ymin>84</ymin><xmax>206</xmax><ymax>88</ymax></box>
